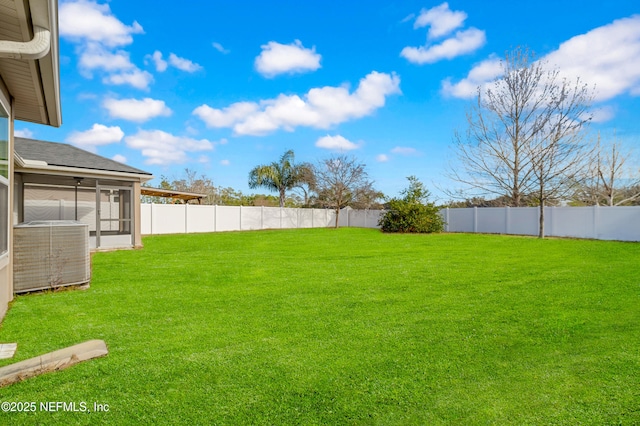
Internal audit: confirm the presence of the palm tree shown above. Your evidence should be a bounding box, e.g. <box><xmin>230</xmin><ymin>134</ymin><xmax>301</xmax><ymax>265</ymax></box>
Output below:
<box><xmin>248</xmin><ymin>150</ymin><xmax>314</xmax><ymax>208</ymax></box>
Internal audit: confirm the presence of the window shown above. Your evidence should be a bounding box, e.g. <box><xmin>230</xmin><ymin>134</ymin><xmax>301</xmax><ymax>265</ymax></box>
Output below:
<box><xmin>0</xmin><ymin>103</ymin><xmax>8</xmax><ymax>255</ymax></box>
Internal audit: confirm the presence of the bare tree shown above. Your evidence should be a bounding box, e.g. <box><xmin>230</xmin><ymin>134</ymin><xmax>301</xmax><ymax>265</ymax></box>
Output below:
<box><xmin>172</xmin><ymin>168</ymin><xmax>219</xmax><ymax>204</ymax></box>
<box><xmin>313</xmin><ymin>155</ymin><xmax>376</xmax><ymax>227</ymax></box>
<box><xmin>450</xmin><ymin>48</ymin><xmax>552</xmax><ymax>207</ymax></box>
<box><xmin>450</xmin><ymin>47</ymin><xmax>594</xmax><ymax>237</ymax></box>
<box><xmin>579</xmin><ymin>133</ymin><xmax>640</xmax><ymax>206</ymax></box>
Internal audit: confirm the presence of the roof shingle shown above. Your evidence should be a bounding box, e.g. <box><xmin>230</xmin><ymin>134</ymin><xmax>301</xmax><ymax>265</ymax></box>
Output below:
<box><xmin>15</xmin><ymin>138</ymin><xmax>151</xmax><ymax>176</ymax></box>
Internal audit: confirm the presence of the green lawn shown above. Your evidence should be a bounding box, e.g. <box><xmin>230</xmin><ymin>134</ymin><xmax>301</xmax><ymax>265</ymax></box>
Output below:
<box><xmin>0</xmin><ymin>228</ymin><xmax>639</xmax><ymax>425</ymax></box>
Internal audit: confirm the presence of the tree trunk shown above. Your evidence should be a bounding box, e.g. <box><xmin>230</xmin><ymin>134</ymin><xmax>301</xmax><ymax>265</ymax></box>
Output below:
<box><xmin>538</xmin><ymin>199</ymin><xmax>545</xmax><ymax>238</ymax></box>
<box><xmin>334</xmin><ymin>207</ymin><xmax>340</xmax><ymax>228</ymax></box>
<box><xmin>279</xmin><ymin>188</ymin><xmax>285</xmax><ymax>208</ymax></box>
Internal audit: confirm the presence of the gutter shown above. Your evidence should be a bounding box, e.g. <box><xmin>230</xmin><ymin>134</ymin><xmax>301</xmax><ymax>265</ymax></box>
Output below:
<box><xmin>0</xmin><ymin>25</ymin><xmax>51</xmax><ymax>60</ymax></box>
<box><xmin>15</xmin><ymin>162</ymin><xmax>154</xmax><ymax>182</ymax></box>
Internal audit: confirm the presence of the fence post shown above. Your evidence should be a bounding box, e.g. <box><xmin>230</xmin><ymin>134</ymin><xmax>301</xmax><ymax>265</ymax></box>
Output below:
<box><xmin>505</xmin><ymin>207</ymin><xmax>510</xmax><ymax>234</ymax></box>
<box><xmin>213</xmin><ymin>205</ymin><xmax>217</xmax><ymax>232</ymax></box>
<box><xmin>280</xmin><ymin>207</ymin><xmax>283</xmax><ymax>228</ymax></box>
<box><xmin>473</xmin><ymin>207</ymin><xmax>478</xmax><ymax>233</ymax></box>
<box><xmin>239</xmin><ymin>205</ymin><xmax>242</xmax><ymax>231</ymax></box>
<box><xmin>261</xmin><ymin>206</ymin><xmax>264</xmax><ymax>230</ymax></box>
<box><xmin>184</xmin><ymin>203</ymin><xmax>189</xmax><ymax>233</ymax></box>
<box><xmin>445</xmin><ymin>208</ymin><xmax>450</xmax><ymax>232</ymax></box>
<box><xmin>592</xmin><ymin>205</ymin><xmax>598</xmax><ymax>239</ymax></box>
<box><xmin>150</xmin><ymin>203</ymin><xmax>154</xmax><ymax>235</ymax></box>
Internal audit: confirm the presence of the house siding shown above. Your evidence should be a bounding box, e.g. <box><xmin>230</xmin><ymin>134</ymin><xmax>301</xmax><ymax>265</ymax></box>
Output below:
<box><xmin>0</xmin><ymin>86</ymin><xmax>14</xmax><ymax>319</ymax></box>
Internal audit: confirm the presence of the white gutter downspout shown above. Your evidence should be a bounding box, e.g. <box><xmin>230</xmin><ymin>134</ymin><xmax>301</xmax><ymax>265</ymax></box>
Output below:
<box><xmin>0</xmin><ymin>25</ymin><xmax>51</xmax><ymax>60</ymax></box>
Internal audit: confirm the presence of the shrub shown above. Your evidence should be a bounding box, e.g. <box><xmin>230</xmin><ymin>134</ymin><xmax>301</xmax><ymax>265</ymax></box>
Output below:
<box><xmin>379</xmin><ymin>176</ymin><xmax>444</xmax><ymax>233</ymax></box>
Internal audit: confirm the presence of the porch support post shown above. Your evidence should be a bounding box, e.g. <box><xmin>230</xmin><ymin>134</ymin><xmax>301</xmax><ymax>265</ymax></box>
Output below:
<box><xmin>95</xmin><ymin>180</ymin><xmax>100</xmax><ymax>248</ymax></box>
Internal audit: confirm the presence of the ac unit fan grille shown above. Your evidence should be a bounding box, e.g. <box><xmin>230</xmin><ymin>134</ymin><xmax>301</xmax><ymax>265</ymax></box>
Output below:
<box><xmin>13</xmin><ymin>222</ymin><xmax>90</xmax><ymax>293</ymax></box>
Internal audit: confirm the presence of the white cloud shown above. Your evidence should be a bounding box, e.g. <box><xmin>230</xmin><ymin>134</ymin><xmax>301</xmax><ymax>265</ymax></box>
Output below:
<box><xmin>60</xmin><ymin>1</ymin><xmax>150</xmax><ymax>90</ymax></box>
<box><xmin>14</xmin><ymin>128</ymin><xmax>34</xmax><ymax>138</ymax></box>
<box><xmin>193</xmin><ymin>71</ymin><xmax>401</xmax><ymax>136</ymax></box>
<box><xmin>147</xmin><ymin>51</ymin><xmax>202</xmax><ymax>73</ymax></box>
<box><xmin>391</xmin><ymin>146</ymin><xmax>419</xmax><ymax>155</ymax></box>
<box><xmin>112</xmin><ymin>154</ymin><xmax>127</xmax><ymax>163</ymax></box>
<box><xmin>103</xmin><ymin>98</ymin><xmax>172</xmax><ymax>123</ymax></box>
<box><xmin>59</xmin><ymin>0</ymin><xmax>144</xmax><ymax>47</ymax></box>
<box><xmin>147</xmin><ymin>50</ymin><xmax>168</xmax><ymax>72</ymax></box>
<box><xmin>212</xmin><ymin>42</ymin><xmax>230</xmax><ymax>54</ymax></box>
<box><xmin>193</xmin><ymin>102</ymin><xmax>260</xmax><ymax>128</ymax></box>
<box><xmin>441</xmin><ymin>57</ymin><xmax>502</xmax><ymax>98</ymax></box>
<box><xmin>103</xmin><ymin>69</ymin><xmax>154</xmax><ymax>90</ymax></box>
<box><xmin>543</xmin><ymin>15</ymin><xmax>640</xmax><ymax>102</ymax></box>
<box><xmin>401</xmin><ymin>28</ymin><xmax>486</xmax><ymax>64</ymax></box>
<box><xmin>442</xmin><ymin>15</ymin><xmax>640</xmax><ymax>108</ymax></box>
<box><xmin>124</xmin><ymin>130</ymin><xmax>215</xmax><ymax>165</ymax></box>
<box><xmin>315</xmin><ymin>135</ymin><xmax>360</xmax><ymax>151</ymax></box>
<box><xmin>220</xmin><ymin>159</ymin><xmax>230</xmax><ymax>166</ymax></box>
<box><xmin>376</xmin><ymin>154</ymin><xmax>389</xmax><ymax>163</ymax></box>
<box><xmin>255</xmin><ymin>40</ymin><xmax>321</xmax><ymax>77</ymax></box>
<box><xmin>66</xmin><ymin>124</ymin><xmax>124</xmax><ymax>152</ymax></box>
<box><xmin>78</xmin><ymin>45</ymin><xmax>135</xmax><ymax>75</ymax></box>
<box><xmin>414</xmin><ymin>3</ymin><xmax>467</xmax><ymax>39</ymax></box>
<box><xmin>168</xmin><ymin>53</ymin><xmax>202</xmax><ymax>72</ymax></box>
<box><xmin>402</xmin><ymin>3</ymin><xmax>485</xmax><ymax>65</ymax></box>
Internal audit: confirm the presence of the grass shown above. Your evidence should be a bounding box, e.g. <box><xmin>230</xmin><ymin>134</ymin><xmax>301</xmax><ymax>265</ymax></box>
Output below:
<box><xmin>0</xmin><ymin>228</ymin><xmax>639</xmax><ymax>425</ymax></box>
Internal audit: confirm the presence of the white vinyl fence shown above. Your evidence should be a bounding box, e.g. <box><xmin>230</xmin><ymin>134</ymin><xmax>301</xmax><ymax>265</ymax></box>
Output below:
<box><xmin>140</xmin><ymin>204</ymin><xmax>384</xmax><ymax>235</ymax></box>
<box><xmin>141</xmin><ymin>204</ymin><xmax>640</xmax><ymax>242</ymax></box>
<box><xmin>443</xmin><ymin>206</ymin><xmax>640</xmax><ymax>241</ymax></box>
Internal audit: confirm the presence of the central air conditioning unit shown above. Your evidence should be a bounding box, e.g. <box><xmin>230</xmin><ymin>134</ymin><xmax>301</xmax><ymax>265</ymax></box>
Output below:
<box><xmin>13</xmin><ymin>221</ymin><xmax>91</xmax><ymax>293</ymax></box>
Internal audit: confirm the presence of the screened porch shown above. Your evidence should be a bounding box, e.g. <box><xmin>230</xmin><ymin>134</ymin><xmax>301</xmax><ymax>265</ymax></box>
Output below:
<box><xmin>15</xmin><ymin>174</ymin><xmax>136</xmax><ymax>250</ymax></box>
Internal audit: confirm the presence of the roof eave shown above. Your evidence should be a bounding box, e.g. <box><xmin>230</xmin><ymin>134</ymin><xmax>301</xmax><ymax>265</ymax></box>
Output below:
<box><xmin>16</xmin><ymin>162</ymin><xmax>154</xmax><ymax>182</ymax></box>
<box><xmin>33</xmin><ymin>0</ymin><xmax>62</xmax><ymax>127</ymax></box>
<box><xmin>11</xmin><ymin>0</ymin><xmax>61</xmax><ymax>127</ymax></box>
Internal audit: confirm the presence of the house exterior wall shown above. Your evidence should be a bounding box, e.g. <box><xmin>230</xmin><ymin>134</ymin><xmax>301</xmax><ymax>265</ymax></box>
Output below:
<box><xmin>0</xmin><ymin>0</ymin><xmax>62</xmax><ymax>320</ymax></box>
<box><xmin>0</xmin><ymin>83</ymin><xmax>14</xmax><ymax>319</ymax></box>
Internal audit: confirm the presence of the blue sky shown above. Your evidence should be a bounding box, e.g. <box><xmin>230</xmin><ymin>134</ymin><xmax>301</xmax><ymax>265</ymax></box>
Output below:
<box><xmin>15</xmin><ymin>0</ymin><xmax>640</xmax><ymax>200</ymax></box>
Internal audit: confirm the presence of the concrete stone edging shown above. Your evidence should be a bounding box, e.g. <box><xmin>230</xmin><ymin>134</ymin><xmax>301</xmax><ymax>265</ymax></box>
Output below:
<box><xmin>0</xmin><ymin>339</ymin><xmax>108</xmax><ymax>387</ymax></box>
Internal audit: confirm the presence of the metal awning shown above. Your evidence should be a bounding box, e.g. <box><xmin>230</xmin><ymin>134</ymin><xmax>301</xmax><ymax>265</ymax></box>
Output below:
<box><xmin>141</xmin><ymin>187</ymin><xmax>206</xmax><ymax>204</ymax></box>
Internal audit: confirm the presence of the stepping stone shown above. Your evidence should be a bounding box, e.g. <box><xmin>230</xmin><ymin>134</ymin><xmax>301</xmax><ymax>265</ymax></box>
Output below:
<box><xmin>0</xmin><ymin>343</ymin><xmax>17</xmax><ymax>359</ymax></box>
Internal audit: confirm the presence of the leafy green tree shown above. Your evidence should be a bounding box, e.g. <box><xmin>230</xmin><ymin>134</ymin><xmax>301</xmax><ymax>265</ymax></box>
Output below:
<box><xmin>248</xmin><ymin>150</ymin><xmax>314</xmax><ymax>208</ymax></box>
<box><xmin>379</xmin><ymin>176</ymin><xmax>444</xmax><ymax>233</ymax></box>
